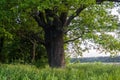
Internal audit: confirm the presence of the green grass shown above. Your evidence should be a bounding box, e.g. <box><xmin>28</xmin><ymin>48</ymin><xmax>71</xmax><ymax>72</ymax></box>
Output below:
<box><xmin>0</xmin><ymin>63</ymin><xmax>120</xmax><ymax>80</ymax></box>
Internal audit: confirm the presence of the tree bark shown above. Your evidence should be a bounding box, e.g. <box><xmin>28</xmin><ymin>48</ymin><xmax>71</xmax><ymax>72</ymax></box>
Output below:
<box><xmin>31</xmin><ymin>41</ymin><xmax>36</xmax><ymax>63</ymax></box>
<box><xmin>44</xmin><ymin>27</ymin><xmax>65</xmax><ymax>68</ymax></box>
<box><xmin>0</xmin><ymin>37</ymin><xmax>4</xmax><ymax>53</ymax></box>
<box><xmin>0</xmin><ymin>37</ymin><xmax>4</xmax><ymax>62</ymax></box>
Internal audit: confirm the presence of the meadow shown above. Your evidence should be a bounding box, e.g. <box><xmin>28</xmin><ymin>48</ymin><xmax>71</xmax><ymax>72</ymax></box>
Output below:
<box><xmin>0</xmin><ymin>63</ymin><xmax>120</xmax><ymax>80</ymax></box>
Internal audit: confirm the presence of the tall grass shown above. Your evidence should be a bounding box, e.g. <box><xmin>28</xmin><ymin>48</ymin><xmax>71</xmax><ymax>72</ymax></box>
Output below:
<box><xmin>0</xmin><ymin>63</ymin><xmax>120</xmax><ymax>80</ymax></box>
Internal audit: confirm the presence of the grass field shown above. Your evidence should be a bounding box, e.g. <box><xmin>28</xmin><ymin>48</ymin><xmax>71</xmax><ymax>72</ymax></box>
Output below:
<box><xmin>0</xmin><ymin>63</ymin><xmax>120</xmax><ymax>80</ymax></box>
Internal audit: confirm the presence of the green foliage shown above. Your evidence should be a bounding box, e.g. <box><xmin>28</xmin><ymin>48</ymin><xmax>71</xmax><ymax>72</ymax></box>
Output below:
<box><xmin>95</xmin><ymin>33</ymin><xmax>120</xmax><ymax>53</ymax></box>
<box><xmin>0</xmin><ymin>63</ymin><xmax>120</xmax><ymax>80</ymax></box>
<box><xmin>0</xmin><ymin>28</ymin><xmax>13</xmax><ymax>39</ymax></box>
<box><xmin>66</xmin><ymin>2</ymin><xmax>120</xmax><ymax>55</ymax></box>
<box><xmin>0</xmin><ymin>0</ymin><xmax>47</xmax><ymax>65</ymax></box>
<box><xmin>81</xmin><ymin>32</ymin><xmax>120</xmax><ymax>55</ymax></box>
<box><xmin>1</xmin><ymin>0</ymin><xmax>120</xmax><ymax>67</ymax></box>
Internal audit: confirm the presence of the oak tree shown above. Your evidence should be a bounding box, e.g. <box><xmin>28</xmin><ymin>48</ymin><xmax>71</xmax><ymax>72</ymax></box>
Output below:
<box><xmin>1</xmin><ymin>0</ymin><xmax>120</xmax><ymax>67</ymax></box>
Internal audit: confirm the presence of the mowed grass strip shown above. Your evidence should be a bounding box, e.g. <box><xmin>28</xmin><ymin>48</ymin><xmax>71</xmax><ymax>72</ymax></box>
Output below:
<box><xmin>0</xmin><ymin>63</ymin><xmax>120</xmax><ymax>80</ymax></box>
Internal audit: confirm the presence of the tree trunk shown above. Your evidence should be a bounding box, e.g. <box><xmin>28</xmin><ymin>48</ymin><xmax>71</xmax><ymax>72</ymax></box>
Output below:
<box><xmin>30</xmin><ymin>40</ymin><xmax>36</xmax><ymax>63</ymax></box>
<box><xmin>44</xmin><ymin>27</ymin><xmax>65</xmax><ymax>68</ymax></box>
<box><xmin>0</xmin><ymin>37</ymin><xmax>4</xmax><ymax>53</ymax></box>
<box><xmin>31</xmin><ymin>41</ymin><xmax>36</xmax><ymax>63</ymax></box>
<box><xmin>0</xmin><ymin>37</ymin><xmax>4</xmax><ymax>62</ymax></box>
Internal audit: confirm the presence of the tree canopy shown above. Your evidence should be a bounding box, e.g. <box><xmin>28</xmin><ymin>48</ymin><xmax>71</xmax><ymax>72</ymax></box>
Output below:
<box><xmin>0</xmin><ymin>0</ymin><xmax>120</xmax><ymax>67</ymax></box>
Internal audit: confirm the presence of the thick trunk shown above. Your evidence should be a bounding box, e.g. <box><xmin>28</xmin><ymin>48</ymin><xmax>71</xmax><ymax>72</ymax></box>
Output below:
<box><xmin>44</xmin><ymin>27</ymin><xmax>65</xmax><ymax>68</ymax></box>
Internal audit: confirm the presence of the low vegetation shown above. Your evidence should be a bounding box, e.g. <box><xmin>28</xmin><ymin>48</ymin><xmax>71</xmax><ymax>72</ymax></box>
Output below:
<box><xmin>0</xmin><ymin>63</ymin><xmax>120</xmax><ymax>80</ymax></box>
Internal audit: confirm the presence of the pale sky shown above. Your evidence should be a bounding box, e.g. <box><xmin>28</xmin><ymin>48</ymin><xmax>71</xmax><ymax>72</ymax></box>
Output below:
<box><xmin>111</xmin><ymin>7</ymin><xmax>120</xmax><ymax>16</ymax></box>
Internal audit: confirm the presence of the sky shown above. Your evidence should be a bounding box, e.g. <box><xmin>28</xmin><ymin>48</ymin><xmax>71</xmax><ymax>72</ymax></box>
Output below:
<box><xmin>82</xmin><ymin>49</ymin><xmax>110</xmax><ymax>57</ymax></box>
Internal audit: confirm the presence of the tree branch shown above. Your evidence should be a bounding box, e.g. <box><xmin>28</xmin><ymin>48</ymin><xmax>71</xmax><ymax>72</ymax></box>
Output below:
<box><xmin>45</xmin><ymin>9</ymin><xmax>63</xmax><ymax>30</ymax></box>
<box><xmin>60</xmin><ymin>12</ymin><xmax>68</xmax><ymax>26</ymax></box>
<box><xmin>65</xmin><ymin>5</ymin><xmax>86</xmax><ymax>26</ymax></box>
<box><xmin>64</xmin><ymin>27</ymin><xmax>80</xmax><ymax>34</ymax></box>
<box><xmin>64</xmin><ymin>36</ymin><xmax>82</xmax><ymax>43</ymax></box>
<box><xmin>16</xmin><ymin>30</ymin><xmax>45</xmax><ymax>45</ymax></box>
<box><xmin>64</xmin><ymin>0</ymin><xmax>120</xmax><ymax>27</ymax></box>
<box><xmin>32</xmin><ymin>11</ymin><xmax>46</xmax><ymax>28</ymax></box>
<box><xmin>33</xmin><ymin>34</ymin><xmax>45</xmax><ymax>45</ymax></box>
